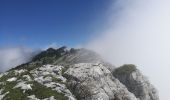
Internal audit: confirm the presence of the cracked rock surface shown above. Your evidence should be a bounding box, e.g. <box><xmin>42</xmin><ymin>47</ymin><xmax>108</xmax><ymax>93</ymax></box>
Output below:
<box><xmin>65</xmin><ymin>63</ymin><xmax>138</xmax><ymax>100</ymax></box>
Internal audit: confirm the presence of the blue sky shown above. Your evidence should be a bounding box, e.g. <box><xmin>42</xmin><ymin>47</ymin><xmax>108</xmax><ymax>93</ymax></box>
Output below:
<box><xmin>0</xmin><ymin>0</ymin><xmax>112</xmax><ymax>48</ymax></box>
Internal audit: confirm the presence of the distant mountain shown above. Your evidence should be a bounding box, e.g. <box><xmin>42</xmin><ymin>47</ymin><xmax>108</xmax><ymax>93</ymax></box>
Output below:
<box><xmin>0</xmin><ymin>47</ymin><xmax>159</xmax><ymax>100</ymax></box>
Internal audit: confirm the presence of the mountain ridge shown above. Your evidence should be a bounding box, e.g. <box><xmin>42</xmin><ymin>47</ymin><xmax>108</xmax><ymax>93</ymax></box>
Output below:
<box><xmin>0</xmin><ymin>47</ymin><xmax>159</xmax><ymax>100</ymax></box>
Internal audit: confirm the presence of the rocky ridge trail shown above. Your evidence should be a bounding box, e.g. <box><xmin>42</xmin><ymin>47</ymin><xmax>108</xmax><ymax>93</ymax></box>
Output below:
<box><xmin>0</xmin><ymin>47</ymin><xmax>159</xmax><ymax>100</ymax></box>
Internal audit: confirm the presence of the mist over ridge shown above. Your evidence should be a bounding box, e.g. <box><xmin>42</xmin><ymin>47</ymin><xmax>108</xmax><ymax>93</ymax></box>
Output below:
<box><xmin>87</xmin><ymin>0</ymin><xmax>170</xmax><ymax>99</ymax></box>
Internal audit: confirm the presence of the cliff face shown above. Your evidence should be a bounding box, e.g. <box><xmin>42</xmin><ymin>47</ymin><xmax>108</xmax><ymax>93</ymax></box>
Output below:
<box><xmin>113</xmin><ymin>65</ymin><xmax>159</xmax><ymax>100</ymax></box>
<box><xmin>0</xmin><ymin>47</ymin><xmax>159</xmax><ymax>100</ymax></box>
<box><xmin>65</xmin><ymin>63</ymin><xmax>138</xmax><ymax>100</ymax></box>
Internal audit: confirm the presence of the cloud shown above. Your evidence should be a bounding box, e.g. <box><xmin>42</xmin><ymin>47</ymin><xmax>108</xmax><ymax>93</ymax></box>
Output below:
<box><xmin>87</xmin><ymin>0</ymin><xmax>170</xmax><ymax>99</ymax></box>
<box><xmin>43</xmin><ymin>43</ymin><xmax>60</xmax><ymax>50</ymax></box>
<box><xmin>0</xmin><ymin>47</ymin><xmax>37</xmax><ymax>72</ymax></box>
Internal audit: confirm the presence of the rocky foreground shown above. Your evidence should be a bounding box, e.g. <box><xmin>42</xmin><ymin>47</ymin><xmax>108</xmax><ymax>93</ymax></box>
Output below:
<box><xmin>0</xmin><ymin>47</ymin><xmax>159</xmax><ymax>100</ymax></box>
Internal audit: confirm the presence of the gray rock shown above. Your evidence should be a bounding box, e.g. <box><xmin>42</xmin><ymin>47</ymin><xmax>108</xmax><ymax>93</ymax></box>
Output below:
<box><xmin>113</xmin><ymin>64</ymin><xmax>159</xmax><ymax>100</ymax></box>
<box><xmin>65</xmin><ymin>63</ymin><xmax>138</xmax><ymax>100</ymax></box>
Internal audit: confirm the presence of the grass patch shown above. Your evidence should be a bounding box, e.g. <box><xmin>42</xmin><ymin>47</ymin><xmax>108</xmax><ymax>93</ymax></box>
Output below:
<box><xmin>1</xmin><ymin>81</ymin><xmax>28</xmax><ymax>100</ymax></box>
<box><xmin>3</xmin><ymin>88</ymin><xmax>28</xmax><ymax>100</ymax></box>
<box><xmin>1</xmin><ymin>81</ymin><xmax>68</xmax><ymax>100</ymax></box>
<box><xmin>0</xmin><ymin>71</ymin><xmax>16</xmax><ymax>82</ymax></box>
<box><xmin>0</xmin><ymin>71</ymin><xmax>32</xmax><ymax>100</ymax></box>
<box><xmin>43</xmin><ymin>74</ymin><xmax>65</xmax><ymax>85</ymax></box>
<box><xmin>113</xmin><ymin>64</ymin><xmax>137</xmax><ymax>75</ymax></box>
<box><xmin>52</xmin><ymin>77</ymin><xmax>64</xmax><ymax>84</ymax></box>
<box><xmin>2</xmin><ymin>81</ymin><xmax>17</xmax><ymax>93</ymax></box>
<box><xmin>25</xmin><ymin>81</ymin><xmax>68</xmax><ymax>100</ymax></box>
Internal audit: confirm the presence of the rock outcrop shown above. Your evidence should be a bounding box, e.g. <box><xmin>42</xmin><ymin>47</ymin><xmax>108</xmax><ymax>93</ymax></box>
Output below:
<box><xmin>113</xmin><ymin>64</ymin><xmax>159</xmax><ymax>100</ymax></box>
<box><xmin>65</xmin><ymin>63</ymin><xmax>138</xmax><ymax>100</ymax></box>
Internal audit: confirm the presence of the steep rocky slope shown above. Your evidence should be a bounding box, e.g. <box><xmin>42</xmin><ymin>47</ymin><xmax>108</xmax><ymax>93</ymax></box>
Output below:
<box><xmin>65</xmin><ymin>63</ymin><xmax>137</xmax><ymax>100</ymax></box>
<box><xmin>113</xmin><ymin>64</ymin><xmax>159</xmax><ymax>100</ymax></box>
<box><xmin>0</xmin><ymin>47</ymin><xmax>159</xmax><ymax>100</ymax></box>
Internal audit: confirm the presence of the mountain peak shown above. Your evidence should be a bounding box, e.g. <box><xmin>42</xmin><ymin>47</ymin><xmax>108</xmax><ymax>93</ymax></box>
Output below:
<box><xmin>46</xmin><ymin>48</ymin><xmax>56</xmax><ymax>52</ymax></box>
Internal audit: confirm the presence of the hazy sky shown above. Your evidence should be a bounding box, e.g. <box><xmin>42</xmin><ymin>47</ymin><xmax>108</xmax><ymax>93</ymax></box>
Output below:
<box><xmin>0</xmin><ymin>47</ymin><xmax>35</xmax><ymax>72</ymax></box>
<box><xmin>88</xmin><ymin>0</ymin><xmax>170</xmax><ymax>99</ymax></box>
<box><xmin>0</xmin><ymin>0</ymin><xmax>169</xmax><ymax>99</ymax></box>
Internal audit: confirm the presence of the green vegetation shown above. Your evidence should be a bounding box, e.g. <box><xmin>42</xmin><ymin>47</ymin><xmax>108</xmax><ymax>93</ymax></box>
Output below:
<box><xmin>0</xmin><ymin>71</ymin><xmax>15</xmax><ymax>82</ymax></box>
<box><xmin>43</xmin><ymin>74</ymin><xmax>64</xmax><ymax>84</ymax></box>
<box><xmin>9</xmin><ymin>63</ymin><xmax>29</xmax><ymax>71</ymax></box>
<box><xmin>113</xmin><ymin>64</ymin><xmax>137</xmax><ymax>75</ymax></box>
<box><xmin>0</xmin><ymin>77</ymin><xmax>68</xmax><ymax>100</ymax></box>
<box><xmin>0</xmin><ymin>47</ymin><xmax>79</xmax><ymax>100</ymax></box>
<box><xmin>0</xmin><ymin>71</ymin><xmax>30</xmax><ymax>100</ymax></box>
<box><xmin>52</xmin><ymin>77</ymin><xmax>64</xmax><ymax>84</ymax></box>
<box><xmin>2</xmin><ymin>82</ymin><xmax>28</xmax><ymax>100</ymax></box>
<box><xmin>9</xmin><ymin>62</ymin><xmax>42</xmax><ymax>71</ymax></box>
<box><xmin>0</xmin><ymin>66</ymin><xmax>68</xmax><ymax>100</ymax></box>
<box><xmin>0</xmin><ymin>81</ymin><xmax>17</xmax><ymax>94</ymax></box>
<box><xmin>0</xmin><ymin>73</ymin><xmax>28</xmax><ymax>100</ymax></box>
<box><xmin>0</xmin><ymin>70</ymin><xmax>33</xmax><ymax>82</ymax></box>
<box><xmin>32</xmin><ymin>46</ymin><xmax>67</xmax><ymax>63</ymax></box>
<box><xmin>9</xmin><ymin>46</ymin><xmax>70</xmax><ymax>72</ymax></box>
<box><xmin>25</xmin><ymin>81</ymin><xmax>68</xmax><ymax>100</ymax></box>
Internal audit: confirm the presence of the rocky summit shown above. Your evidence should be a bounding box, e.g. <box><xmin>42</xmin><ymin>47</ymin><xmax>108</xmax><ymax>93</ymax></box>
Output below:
<box><xmin>0</xmin><ymin>47</ymin><xmax>159</xmax><ymax>100</ymax></box>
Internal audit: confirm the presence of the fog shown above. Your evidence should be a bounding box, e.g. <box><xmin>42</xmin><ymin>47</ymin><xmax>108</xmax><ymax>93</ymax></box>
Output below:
<box><xmin>0</xmin><ymin>47</ymin><xmax>37</xmax><ymax>72</ymax></box>
<box><xmin>87</xmin><ymin>0</ymin><xmax>170</xmax><ymax>99</ymax></box>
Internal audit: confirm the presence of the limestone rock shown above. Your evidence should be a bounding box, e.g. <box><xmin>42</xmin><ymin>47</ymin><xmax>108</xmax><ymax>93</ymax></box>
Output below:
<box><xmin>113</xmin><ymin>64</ymin><xmax>159</xmax><ymax>100</ymax></box>
<box><xmin>65</xmin><ymin>63</ymin><xmax>138</xmax><ymax>100</ymax></box>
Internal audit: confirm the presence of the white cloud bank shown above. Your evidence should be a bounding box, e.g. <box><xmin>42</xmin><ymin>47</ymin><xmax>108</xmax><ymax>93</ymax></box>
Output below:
<box><xmin>0</xmin><ymin>47</ymin><xmax>37</xmax><ymax>72</ymax></box>
<box><xmin>87</xmin><ymin>0</ymin><xmax>170</xmax><ymax>99</ymax></box>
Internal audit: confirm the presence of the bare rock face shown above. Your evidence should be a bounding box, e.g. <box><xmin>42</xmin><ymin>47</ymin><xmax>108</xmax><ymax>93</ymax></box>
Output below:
<box><xmin>64</xmin><ymin>63</ymin><xmax>138</xmax><ymax>100</ymax></box>
<box><xmin>113</xmin><ymin>64</ymin><xmax>159</xmax><ymax>100</ymax></box>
